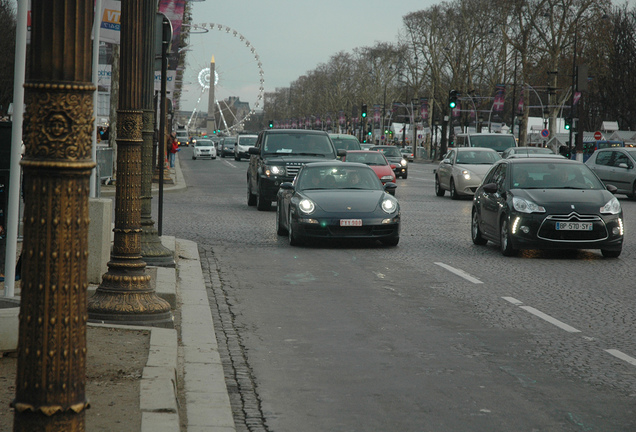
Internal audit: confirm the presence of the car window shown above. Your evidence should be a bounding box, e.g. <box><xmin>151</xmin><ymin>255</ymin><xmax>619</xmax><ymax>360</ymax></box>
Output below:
<box><xmin>331</xmin><ymin>137</ymin><xmax>360</xmax><ymax>151</ymax></box>
<box><xmin>613</xmin><ymin>152</ymin><xmax>632</xmax><ymax>168</ymax></box>
<box><xmin>346</xmin><ymin>152</ymin><xmax>386</xmax><ymax>165</ymax></box>
<box><xmin>238</xmin><ymin>136</ymin><xmax>257</xmax><ymax>146</ymax></box>
<box><xmin>297</xmin><ymin>166</ymin><xmax>381</xmax><ymax>191</ymax></box>
<box><xmin>593</xmin><ymin>151</ymin><xmax>612</xmax><ymax>166</ymax></box>
<box><xmin>372</xmin><ymin>146</ymin><xmax>401</xmax><ymax>157</ymax></box>
<box><xmin>456</xmin><ymin>150</ymin><xmax>500</xmax><ymax>164</ymax></box>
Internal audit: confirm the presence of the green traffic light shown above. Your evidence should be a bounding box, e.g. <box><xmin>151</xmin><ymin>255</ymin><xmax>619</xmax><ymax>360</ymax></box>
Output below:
<box><xmin>449</xmin><ymin>101</ymin><xmax>456</xmax><ymax>109</ymax></box>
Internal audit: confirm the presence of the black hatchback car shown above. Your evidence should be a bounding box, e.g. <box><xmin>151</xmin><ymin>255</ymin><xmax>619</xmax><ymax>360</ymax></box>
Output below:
<box><xmin>471</xmin><ymin>158</ymin><xmax>623</xmax><ymax>257</ymax></box>
<box><xmin>369</xmin><ymin>145</ymin><xmax>408</xmax><ymax>179</ymax></box>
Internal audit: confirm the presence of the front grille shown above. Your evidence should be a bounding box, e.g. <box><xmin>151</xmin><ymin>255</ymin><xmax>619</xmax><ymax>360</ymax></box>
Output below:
<box><xmin>537</xmin><ymin>212</ymin><xmax>607</xmax><ymax>241</ymax></box>
<box><xmin>286</xmin><ymin>162</ymin><xmax>304</xmax><ymax>177</ymax></box>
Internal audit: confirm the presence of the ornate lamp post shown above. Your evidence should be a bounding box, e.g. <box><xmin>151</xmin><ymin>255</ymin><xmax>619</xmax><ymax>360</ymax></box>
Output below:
<box><xmin>88</xmin><ymin>0</ymin><xmax>172</xmax><ymax>325</ymax></box>
<box><xmin>13</xmin><ymin>1</ymin><xmax>93</xmax><ymax>429</ymax></box>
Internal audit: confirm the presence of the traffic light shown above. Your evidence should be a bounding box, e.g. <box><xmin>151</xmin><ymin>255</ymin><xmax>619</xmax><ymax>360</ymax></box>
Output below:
<box><xmin>361</xmin><ymin>104</ymin><xmax>367</xmax><ymax>118</ymax></box>
<box><xmin>564</xmin><ymin>118</ymin><xmax>571</xmax><ymax>130</ymax></box>
<box><xmin>212</xmin><ymin>130</ymin><xmax>217</xmax><ymax>134</ymax></box>
<box><xmin>448</xmin><ymin>90</ymin><xmax>458</xmax><ymax>109</ymax></box>
<box><xmin>268</xmin><ymin>120</ymin><xmax>274</xmax><ymax>128</ymax></box>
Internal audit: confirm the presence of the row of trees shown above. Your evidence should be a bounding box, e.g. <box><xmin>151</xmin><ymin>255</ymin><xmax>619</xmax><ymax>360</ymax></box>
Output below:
<box><xmin>263</xmin><ymin>0</ymin><xmax>635</xmax><ymax>148</ymax></box>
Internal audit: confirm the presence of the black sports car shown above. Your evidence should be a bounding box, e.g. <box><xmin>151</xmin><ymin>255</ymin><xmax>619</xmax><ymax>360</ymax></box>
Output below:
<box><xmin>471</xmin><ymin>158</ymin><xmax>624</xmax><ymax>257</ymax></box>
<box><xmin>276</xmin><ymin>162</ymin><xmax>400</xmax><ymax>246</ymax></box>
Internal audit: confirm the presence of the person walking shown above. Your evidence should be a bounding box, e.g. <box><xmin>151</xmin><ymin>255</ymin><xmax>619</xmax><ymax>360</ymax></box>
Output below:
<box><xmin>168</xmin><ymin>132</ymin><xmax>179</xmax><ymax>168</ymax></box>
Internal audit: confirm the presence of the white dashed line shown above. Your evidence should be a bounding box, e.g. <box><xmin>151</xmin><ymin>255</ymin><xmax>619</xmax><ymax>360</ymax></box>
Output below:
<box><xmin>605</xmin><ymin>349</ymin><xmax>636</xmax><ymax>366</ymax></box>
<box><xmin>502</xmin><ymin>297</ymin><xmax>580</xmax><ymax>333</ymax></box>
<box><xmin>434</xmin><ymin>262</ymin><xmax>483</xmax><ymax>284</ymax></box>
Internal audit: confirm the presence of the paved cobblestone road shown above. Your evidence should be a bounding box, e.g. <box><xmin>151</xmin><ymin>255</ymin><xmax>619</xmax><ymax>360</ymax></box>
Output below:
<box><xmin>159</xmin><ymin>148</ymin><xmax>636</xmax><ymax>431</ymax></box>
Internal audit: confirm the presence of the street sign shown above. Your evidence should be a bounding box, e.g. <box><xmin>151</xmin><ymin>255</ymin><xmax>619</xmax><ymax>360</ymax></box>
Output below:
<box><xmin>540</xmin><ymin>129</ymin><xmax>550</xmax><ymax>138</ymax></box>
<box><xmin>594</xmin><ymin>131</ymin><xmax>603</xmax><ymax>140</ymax></box>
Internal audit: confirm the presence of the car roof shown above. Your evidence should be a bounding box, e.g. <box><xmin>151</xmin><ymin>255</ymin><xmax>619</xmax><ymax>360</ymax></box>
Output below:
<box><xmin>506</xmin><ymin>153</ymin><xmax>565</xmax><ymax>159</ymax></box>
<box><xmin>453</xmin><ymin>147</ymin><xmax>498</xmax><ymax>152</ymax></box>
<box><xmin>501</xmin><ymin>156</ymin><xmax>580</xmax><ymax>164</ymax></box>
<box><xmin>329</xmin><ymin>134</ymin><xmax>358</xmax><ymax>139</ymax></box>
<box><xmin>303</xmin><ymin>161</ymin><xmax>370</xmax><ymax>169</ymax></box>
<box><xmin>346</xmin><ymin>150</ymin><xmax>379</xmax><ymax>154</ymax></box>
<box><xmin>265</xmin><ymin>129</ymin><xmax>328</xmax><ymax>135</ymax></box>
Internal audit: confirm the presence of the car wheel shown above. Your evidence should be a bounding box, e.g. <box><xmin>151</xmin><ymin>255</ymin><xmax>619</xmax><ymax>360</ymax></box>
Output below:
<box><xmin>630</xmin><ymin>182</ymin><xmax>636</xmax><ymax>200</ymax></box>
<box><xmin>220</xmin><ymin>152</ymin><xmax>224</xmax><ymax>158</ymax></box>
<box><xmin>435</xmin><ymin>175</ymin><xmax>445</xmax><ymax>197</ymax></box>
<box><xmin>288</xmin><ymin>211</ymin><xmax>304</xmax><ymax>246</ymax></box>
<box><xmin>247</xmin><ymin>182</ymin><xmax>257</xmax><ymax>207</ymax></box>
<box><xmin>381</xmin><ymin>236</ymin><xmax>399</xmax><ymax>246</ymax></box>
<box><xmin>471</xmin><ymin>209</ymin><xmax>488</xmax><ymax>245</ymax></box>
<box><xmin>256</xmin><ymin>186</ymin><xmax>271</xmax><ymax>211</ymax></box>
<box><xmin>402</xmin><ymin>172</ymin><xmax>408</xmax><ymax>179</ymax></box>
<box><xmin>235</xmin><ymin>155</ymin><xmax>240</xmax><ymax>161</ymax></box>
<box><xmin>601</xmin><ymin>249</ymin><xmax>621</xmax><ymax>258</ymax></box>
<box><xmin>192</xmin><ymin>155</ymin><xmax>196</xmax><ymax>160</ymax></box>
<box><xmin>450</xmin><ymin>179</ymin><xmax>459</xmax><ymax>200</ymax></box>
<box><xmin>276</xmin><ymin>201</ymin><xmax>287</xmax><ymax>235</ymax></box>
<box><xmin>500</xmin><ymin>217</ymin><xmax>518</xmax><ymax>256</ymax></box>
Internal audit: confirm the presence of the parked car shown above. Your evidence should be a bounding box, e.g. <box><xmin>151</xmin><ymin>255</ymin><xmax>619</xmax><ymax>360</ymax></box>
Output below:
<box><xmin>234</xmin><ymin>134</ymin><xmax>258</xmax><ymax>161</ymax></box>
<box><xmin>501</xmin><ymin>146</ymin><xmax>555</xmax><ymax>159</ymax></box>
<box><xmin>586</xmin><ymin>147</ymin><xmax>636</xmax><ymax>198</ymax></box>
<box><xmin>435</xmin><ymin>147</ymin><xmax>501</xmax><ymax>199</ymax></box>
<box><xmin>247</xmin><ymin>129</ymin><xmax>344</xmax><ymax>210</ymax></box>
<box><xmin>276</xmin><ymin>162</ymin><xmax>400</xmax><ymax>246</ymax></box>
<box><xmin>454</xmin><ymin>132</ymin><xmax>517</xmax><ymax>154</ymax></box>
<box><xmin>369</xmin><ymin>145</ymin><xmax>408</xmax><ymax>179</ymax></box>
<box><xmin>219</xmin><ymin>137</ymin><xmax>236</xmax><ymax>158</ymax></box>
<box><xmin>471</xmin><ymin>157</ymin><xmax>623</xmax><ymax>257</ymax></box>
<box><xmin>192</xmin><ymin>138</ymin><xmax>217</xmax><ymax>160</ymax></box>
<box><xmin>343</xmin><ymin>150</ymin><xmax>396</xmax><ymax>193</ymax></box>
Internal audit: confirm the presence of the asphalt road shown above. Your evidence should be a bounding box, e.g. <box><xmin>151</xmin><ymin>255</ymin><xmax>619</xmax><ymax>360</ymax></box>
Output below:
<box><xmin>160</xmin><ymin>147</ymin><xmax>636</xmax><ymax>432</ymax></box>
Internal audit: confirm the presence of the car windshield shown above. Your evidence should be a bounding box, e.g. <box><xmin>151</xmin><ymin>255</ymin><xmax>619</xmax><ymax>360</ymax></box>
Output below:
<box><xmin>372</xmin><ymin>147</ymin><xmax>401</xmax><ymax>157</ymax></box>
<box><xmin>470</xmin><ymin>135</ymin><xmax>516</xmax><ymax>152</ymax></box>
<box><xmin>239</xmin><ymin>136</ymin><xmax>257</xmax><ymax>146</ymax></box>
<box><xmin>331</xmin><ymin>137</ymin><xmax>360</xmax><ymax>151</ymax></box>
<box><xmin>263</xmin><ymin>133</ymin><xmax>335</xmax><ymax>157</ymax></box>
<box><xmin>297</xmin><ymin>166</ymin><xmax>382</xmax><ymax>191</ymax></box>
<box><xmin>456</xmin><ymin>150</ymin><xmax>501</xmax><ymax>164</ymax></box>
<box><xmin>515</xmin><ymin>148</ymin><xmax>554</xmax><ymax>155</ymax></box>
<box><xmin>224</xmin><ymin>138</ymin><xmax>236</xmax><ymax>144</ymax></box>
<box><xmin>345</xmin><ymin>152</ymin><xmax>387</xmax><ymax>166</ymax></box>
<box><xmin>196</xmin><ymin>140</ymin><xmax>213</xmax><ymax>147</ymax></box>
<box><xmin>511</xmin><ymin>163</ymin><xmax>605</xmax><ymax>189</ymax></box>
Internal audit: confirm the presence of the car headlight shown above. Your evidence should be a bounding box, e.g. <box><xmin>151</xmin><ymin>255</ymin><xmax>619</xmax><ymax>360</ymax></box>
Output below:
<box><xmin>461</xmin><ymin>169</ymin><xmax>471</xmax><ymax>180</ymax></box>
<box><xmin>601</xmin><ymin>197</ymin><xmax>621</xmax><ymax>215</ymax></box>
<box><xmin>512</xmin><ymin>196</ymin><xmax>545</xmax><ymax>213</ymax></box>
<box><xmin>265</xmin><ymin>165</ymin><xmax>285</xmax><ymax>176</ymax></box>
<box><xmin>381</xmin><ymin>198</ymin><xmax>398</xmax><ymax>214</ymax></box>
<box><xmin>298</xmin><ymin>199</ymin><xmax>315</xmax><ymax>214</ymax></box>
<box><xmin>400</xmin><ymin>159</ymin><xmax>408</xmax><ymax>167</ymax></box>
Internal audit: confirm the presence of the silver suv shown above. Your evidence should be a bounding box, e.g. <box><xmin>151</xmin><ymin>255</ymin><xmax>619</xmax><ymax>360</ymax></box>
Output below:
<box><xmin>234</xmin><ymin>134</ymin><xmax>258</xmax><ymax>161</ymax></box>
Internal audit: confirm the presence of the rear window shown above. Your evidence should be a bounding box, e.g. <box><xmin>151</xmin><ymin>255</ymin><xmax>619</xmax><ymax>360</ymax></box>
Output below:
<box><xmin>469</xmin><ymin>135</ymin><xmax>516</xmax><ymax>152</ymax></box>
<box><xmin>331</xmin><ymin>136</ymin><xmax>361</xmax><ymax>151</ymax></box>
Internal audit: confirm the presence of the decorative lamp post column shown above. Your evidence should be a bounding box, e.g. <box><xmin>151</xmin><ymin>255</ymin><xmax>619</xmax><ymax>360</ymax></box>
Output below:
<box><xmin>88</xmin><ymin>0</ymin><xmax>172</xmax><ymax>325</ymax></box>
<box><xmin>141</xmin><ymin>0</ymin><xmax>175</xmax><ymax>267</ymax></box>
<box><xmin>12</xmin><ymin>1</ymin><xmax>94</xmax><ymax>430</ymax></box>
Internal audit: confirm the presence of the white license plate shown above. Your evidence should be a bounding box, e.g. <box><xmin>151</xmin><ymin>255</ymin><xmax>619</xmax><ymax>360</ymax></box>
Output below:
<box><xmin>340</xmin><ymin>219</ymin><xmax>362</xmax><ymax>227</ymax></box>
<box><xmin>555</xmin><ymin>222</ymin><xmax>593</xmax><ymax>231</ymax></box>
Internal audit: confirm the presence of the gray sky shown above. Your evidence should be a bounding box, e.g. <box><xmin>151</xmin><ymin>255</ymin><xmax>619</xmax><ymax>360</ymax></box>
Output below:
<box><xmin>181</xmin><ymin>0</ymin><xmax>438</xmax><ymax>112</ymax></box>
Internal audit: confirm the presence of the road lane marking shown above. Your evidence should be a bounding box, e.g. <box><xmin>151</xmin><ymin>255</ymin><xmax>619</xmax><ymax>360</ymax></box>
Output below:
<box><xmin>224</xmin><ymin>160</ymin><xmax>237</xmax><ymax>168</ymax></box>
<box><xmin>434</xmin><ymin>262</ymin><xmax>483</xmax><ymax>284</ymax></box>
<box><xmin>605</xmin><ymin>349</ymin><xmax>636</xmax><ymax>366</ymax></box>
<box><xmin>502</xmin><ymin>297</ymin><xmax>580</xmax><ymax>333</ymax></box>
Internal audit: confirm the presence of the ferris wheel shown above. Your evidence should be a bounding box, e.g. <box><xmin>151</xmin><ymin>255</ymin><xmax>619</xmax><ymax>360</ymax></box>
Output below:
<box><xmin>184</xmin><ymin>23</ymin><xmax>265</xmax><ymax>134</ymax></box>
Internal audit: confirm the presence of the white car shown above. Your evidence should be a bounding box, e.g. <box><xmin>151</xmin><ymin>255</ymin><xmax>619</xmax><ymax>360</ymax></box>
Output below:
<box><xmin>192</xmin><ymin>138</ymin><xmax>217</xmax><ymax>160</ymax></box>
<box><xmin>234</xmin><ymin>134</ymin><xmax>258</xmax><ymax>161</ymax></box>
<box><xmin>435</xmin><ymin>147</ymin><xmax>501</xmax><ymax>199</ymax></box>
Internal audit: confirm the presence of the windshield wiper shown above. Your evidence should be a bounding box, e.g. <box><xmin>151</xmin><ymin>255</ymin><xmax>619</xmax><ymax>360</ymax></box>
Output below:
<box><xmin>293</xmin><ymin>152</ymin><xmax>326</xmax><ymax>157</ymax></box>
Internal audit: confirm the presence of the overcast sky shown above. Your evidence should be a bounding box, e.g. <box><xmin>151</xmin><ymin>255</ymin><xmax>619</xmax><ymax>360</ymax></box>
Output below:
<box><xmin>181</xmin><ymin>0</ymin><xmax>438</xmax><ymax>112</ymax></box>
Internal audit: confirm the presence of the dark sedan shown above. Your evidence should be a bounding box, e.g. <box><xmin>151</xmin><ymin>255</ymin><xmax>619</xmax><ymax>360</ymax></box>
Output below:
<box><xmin>276</xmin><ymin>162</ymin><xmax>400</xmax><ymax>246</ymax></box>
<box><xmin>471</xmin><ymin>158</ymin><xmax>623</xmax><ymax>257</ymax></box>
<box><xmin>369</xmin><ymin>145</ymin><xmax>408</xmax><ymax>179</ymax></box>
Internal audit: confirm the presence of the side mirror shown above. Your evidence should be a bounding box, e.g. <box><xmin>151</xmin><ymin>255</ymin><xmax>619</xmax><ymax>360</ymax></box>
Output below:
<box><xmin>384</xmin><ymin>182</ymin><xmax>398</xmax><ymax>192</ymax></box>
<box><xmin>337</xmin><ymin>149</ymin><xmax>347</xmax><ymax>157</ymax></box>
<box><xmin>442</xmin><ymin>158</ymin><xmax>451</xmax><ymax>164</ymax></box>
<box><xmin>279</xmin><ymin>182</ymin><xmax>294</xmax><ymax>190</ymax></box>
<box><xmin>248</xmin><ymin>147</ymin><xmax>259</xmax><ymax>155</ymax></box>
<box><xmin>618</xmin><ymin>163</ymin><xmax>629</xmax><ymax>169</ymax></box>
<box><xmin>482</xmin><ymin>183</ymin><xmax>498</xmax><ymax>194</ymax></box>
<box><xmin>606</xmin><ymin>184</ymin><xmax>618</xmax><ymax>194</ymax></box>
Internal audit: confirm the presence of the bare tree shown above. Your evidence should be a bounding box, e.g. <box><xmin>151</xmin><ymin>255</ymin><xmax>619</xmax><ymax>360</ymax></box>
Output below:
<box><xmin>0</xmin><ymin>0</ymin><xmax>16</xmax><ymax>118</ymax></box>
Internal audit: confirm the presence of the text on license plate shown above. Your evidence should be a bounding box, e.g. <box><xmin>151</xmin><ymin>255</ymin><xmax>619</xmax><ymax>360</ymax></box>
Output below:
<box><xmin>555</xmin><ymin>222</ymin><xmax>593</xmax><ymax>231</ymax></box>
<box><xmin>340</xmin><ymin>219</ymin><xmax>362</xmax><ymax>227</ymax></box>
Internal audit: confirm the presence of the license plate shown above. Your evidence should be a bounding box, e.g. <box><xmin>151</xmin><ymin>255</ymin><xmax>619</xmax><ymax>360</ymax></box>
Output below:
<box><xmin>340</xmin><ymin>219</ymin><xmax>362</xmax><ymax>227</ymax></box>
<box><xmin>555</xmin><ymin>222</ymin><xmax>593</xmax><ymax>231</ymax></box>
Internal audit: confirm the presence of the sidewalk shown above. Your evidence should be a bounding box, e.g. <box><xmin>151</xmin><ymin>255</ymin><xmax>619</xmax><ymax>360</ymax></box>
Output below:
<box><xmin>0</xmin><ymin>153</ymin><xmax>236</xmax><ymax>431</ymax></box>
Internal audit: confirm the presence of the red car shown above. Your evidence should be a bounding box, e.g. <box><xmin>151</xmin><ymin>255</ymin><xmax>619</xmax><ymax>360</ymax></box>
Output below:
<box><xmin>343</xmin><ymin>150</ymin><xmax>397</xmax><ymax>192</ymax></box>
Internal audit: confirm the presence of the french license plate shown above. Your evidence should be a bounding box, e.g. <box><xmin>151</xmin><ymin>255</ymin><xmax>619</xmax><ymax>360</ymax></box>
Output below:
<box><xmin>555</xmin><ymin>222</ymin><xmax>593</xmax><ymax>231</ymax></box>
<box><xmin>340</xmin><ymin>219</ymin><xmax>362</xmax><ymax>227</ymax></box>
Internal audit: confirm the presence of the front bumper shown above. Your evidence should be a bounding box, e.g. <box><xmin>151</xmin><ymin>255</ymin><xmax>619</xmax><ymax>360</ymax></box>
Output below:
<box><xmin>507</xmin><ymin>212</ymin><xmax>624</xmax><ymax>251</ymax></box>
<box><xmin>291</xmin><ymin>216</ymin><xmax>400</xmax><ymax>240</ymax></box>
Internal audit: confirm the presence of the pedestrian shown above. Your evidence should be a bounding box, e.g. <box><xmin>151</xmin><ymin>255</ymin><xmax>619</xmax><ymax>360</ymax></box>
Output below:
<box><xmin>168</xmin><ymin>132</ymin><xmax>179</xmax><ymax>168</ymax></box>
